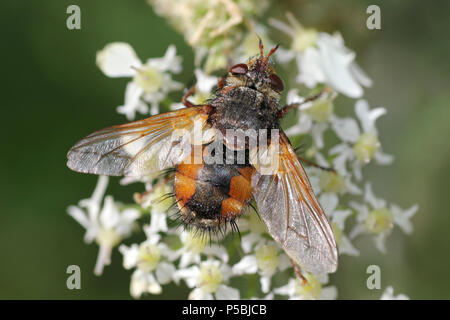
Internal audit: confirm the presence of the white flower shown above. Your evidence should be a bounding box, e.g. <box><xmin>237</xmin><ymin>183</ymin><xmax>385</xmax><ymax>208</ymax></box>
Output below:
<box><xmin>270</xmin><ymin>14</ymin><xmax>371</xmax><ymax>98</ymax></box>
<box><xmin>117</xmin><ymin>82</ymin><xmax>149</xmax><ymax>120</ymax></box>
<box><xmin>232</xmin><ymin>240</ymin><xmax>291</xmax><ymax>293</ymax></box>
<box><xmin>235</xmin><ymin>211</ymin><xmax>298</xmax><ymax>295</ymax></box>
<box><xmin>189</xmin><ymin>68</ymin><xmax>218</xmax><ymax>105</ymax></box>
<box><xmin>380</xmin><ymin>286</ymin><xmax>409</xmax><ymax>300</ymax></box>
<box><xmin>194</xmin><ymin>69</ymin><xmax>217</xmax><ymax>94</ymax></box>
<box><xmin>250</xmin><ymin>293</ymin><xmax>275</xmax><ymax>300</ymax></box>
<box><xmin>149</xmin><ymin>0</ymin><xmax>250</xmax><ymax>47</ymax></box>
<box><xmin>174</xmin><ymin>230</ymin><xmax>229</xmax><ymax>269</ymax></box>
<box><xmin>119</xmin><ymin>225</ymin><xmax>176</xmax><ymax>298</ymax></box>
<box><xmin>96</xmin><ymin>42</ymin><xmax>142</xmax><ymax>77</ymax></box>
<box><xmin>305</xmin><ymin>153</ymin><xmax>362</xmax><ymax>197</ymax></box>
<box><xmin>274</xmin><ymin>273</ymin><xmax>337</xmax><ymax>300</ymax></box>
<box><xmin>302</xmin><ymin>33</ymin><xmax>371</xmax><ymax>98</ymax></box>
<box><xmin>330</xmin><ymin>100</ymin><xmax>393</xmax><ymax>180</ymax></box>
<box><xmin>391</xmin><ymin>204</ymin><xmax>418</xmax><ymax>235</ymax></box>
<box><xmin>67</xmin><ymin>176</ymin><xmax>140</xmax><ymax>275</ymax></box>
<box><xmin>284</xmin><ymin>89</ymin><xmax>336</xmax><ymax>149</ymax></box>
<box><xmin>320</xmin><ymin>193</ymin><xmax>359</xmax><ymax>256</ymax></box>
<box><xmin>174</xmin><ymin>259</ymin><xmax>239</xmax><ymax>300</ymax></box>
<box><xmin>237</xmin><ymin>208</ymin><xmax>268</xmax><ymax>254</ymax></box>
<box><xmin>96</xmin><ymin>43</ymin><xmax>183</xmax><ymax>120</ymax></box>
<box><xmin>350</xmin><ymin>183</ymin><xmax>418</xmax><ymax>253</ymax></box>
<box><xmin>269</xmin><ymin>12</ymin><xmax>318</xmax><ymax>55</ymax></box>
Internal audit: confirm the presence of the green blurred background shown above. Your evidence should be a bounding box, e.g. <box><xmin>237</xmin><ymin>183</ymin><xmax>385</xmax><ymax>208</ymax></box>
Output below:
<box><xmin>1</xmin><ymin>0</ymin><xmax>449</xmax><ymax>299</ymax></box>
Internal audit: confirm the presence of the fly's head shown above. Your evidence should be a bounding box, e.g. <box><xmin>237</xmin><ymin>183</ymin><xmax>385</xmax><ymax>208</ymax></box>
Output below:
<box><xmin>225</xmin><ymin>39</ymin><xmax>284</xmax><ymax>101</ymax></box>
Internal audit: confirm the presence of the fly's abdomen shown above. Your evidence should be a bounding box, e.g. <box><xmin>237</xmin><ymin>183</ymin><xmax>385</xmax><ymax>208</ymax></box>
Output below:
<box><xmin>174</xmin><ymin>155</ymin><xmax>255</xmax><ymax>230</ymax></box>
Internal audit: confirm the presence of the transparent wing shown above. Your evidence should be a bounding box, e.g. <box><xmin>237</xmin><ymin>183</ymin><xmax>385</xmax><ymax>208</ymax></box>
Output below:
<box><xmin>251</xmin><ymin>132</ymin><xmax>338</xmax><ymax>274</ymax></box>
<box><xmin>67</xmin><ymin>106</ymin><xmax>212</xmax><ymax>177</ymax></box>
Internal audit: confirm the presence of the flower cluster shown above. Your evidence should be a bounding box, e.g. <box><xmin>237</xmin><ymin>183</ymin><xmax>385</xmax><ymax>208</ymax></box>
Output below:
<box><xmin>67</xmin><ymin>2</ymin><xmax>417</xmax><ymax>300</ymax></box>
<box><xmin>96</xmin><ymin>43</ymin><xmax>182</xmax><ymax>120</ymax></box>
<box><xmin>148</xmin><ymin>0</ymin><xmax>270</xmax><ymax>72</ymax></box>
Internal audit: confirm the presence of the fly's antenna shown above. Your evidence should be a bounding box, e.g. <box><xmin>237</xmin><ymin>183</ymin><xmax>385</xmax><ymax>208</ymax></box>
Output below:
<box><xmin>257</xmin><ymin>37</ymin><xmax>279</xmax><ymax>71</ymax></box>
<box><xmin>263</xmin><ymin>44</ymin><xmax>279</xmax><ymax>65</ymax></box>
<box><xmin>258</xmin><ymin>37</ymin><xmax>264</xmax><ymax>62</ymax></box>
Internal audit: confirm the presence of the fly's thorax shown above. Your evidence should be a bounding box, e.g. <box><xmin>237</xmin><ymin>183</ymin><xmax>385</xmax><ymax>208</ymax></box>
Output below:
<box><xmin>209</xmin><ymin>86</ymin><xmax>280</xmax><ymax>140</ymax></box>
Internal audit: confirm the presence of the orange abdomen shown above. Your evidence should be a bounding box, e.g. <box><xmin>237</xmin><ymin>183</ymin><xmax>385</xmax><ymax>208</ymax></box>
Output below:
<box><xmin>174</xmin><ymin>157</ymin><xmax>255</xmax><ymax>229</ymax></box>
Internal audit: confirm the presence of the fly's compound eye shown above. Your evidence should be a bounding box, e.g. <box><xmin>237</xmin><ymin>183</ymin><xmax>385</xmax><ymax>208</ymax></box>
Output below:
<box><xmin>229</xmin><ymin>63</ymin><xmax>248</xmax><ymax>75</ymax></box>
<box><xmin>268</xmin><ymin>74</ymin><xmax>284</xmax><ymax>92</ymax></box>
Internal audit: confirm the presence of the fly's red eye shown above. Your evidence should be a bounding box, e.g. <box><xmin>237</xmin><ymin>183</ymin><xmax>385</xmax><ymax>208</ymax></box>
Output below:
<box><xmin>229</xmin><ymin>63</ymin><xmax>248</xmax><ymax>75</ymax></box>
<box><xmin>268</xmin><ymin>74</ymin><xmax>284</xmax><ymax>92</ymax></box>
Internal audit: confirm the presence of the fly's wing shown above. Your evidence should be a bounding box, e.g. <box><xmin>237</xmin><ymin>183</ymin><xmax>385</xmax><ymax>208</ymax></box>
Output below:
<box><xmin>67</xmin><ymin>106</ymin><xmax>212</xmax><ymax>177</ymax></box>
<box><xmin>251</xmin><ymin>131</ymin><xmax>338</xmax><ymax>275</ymax></box>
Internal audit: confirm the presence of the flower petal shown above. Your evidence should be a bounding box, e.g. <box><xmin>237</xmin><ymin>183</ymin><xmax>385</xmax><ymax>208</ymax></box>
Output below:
<box><xmin>374</xmin><ymin>231</ymin><xmax>390</xmax><ymax>253</ymax></box>
<box><xmin>380</xmin><ymin>286</ymin><xmax>409</xmax><ymax>300</ymax></box>
<box><xmin>339</xmin><ymin>235</ymin><xmax>360</xmax><ymax>256</ymax></box>
<box><xmin>203</xmin><ymin>245</ymin><xmax>229</xmax><ymax>263</ymax></box>
<box><xmin>320</xmin><ymin>286</ymin><xmax>338</xmax><ymax>300</ymax></box>
<box><xmin>130</xmin><ymin>270</ymin><xmax>162</xmax><ymax>298</ymax></box>
<box><xmin>215</xmin><ymin>285</ymin><xmax>240</xmax><ymax>300</ymax></box>
<box><xmin>173</xmin><ymin>266</ymin><xmax>199</xmax><ymax>288</ymax></box>
<box><xmin>117</xmin><ymin>82</ymin><xmax>147</xmax><ymax>120</ymax></box>
<box><xmin>320</xmin><ymin>193</ymin><xmax>339</xmax><ymax>217</ymax></box>
<box><xmin>374</xmin><ymin>150</ymin><xmax>394</xmax><ymax>165</ymax></box>
<box><xmin>232</xmin><ymin>255</ymin><xmax>258</xmax><ymax>275</ymax></box>
<box><xmin>355</xmin><ymin>99</ymin><xmax>386</xmax><ymax>134</ymax></box>
<box><xmin>317</xmin><ymin>33</ymin><xmax>364</xmax><ymax>98</ymax></box>
<box><xmin>99</xmin><ymin>196</ymin><xmax>120</xmax><ymax>229</ymax></box>
<box><xmin>147</xmin><ymin>44</ymin><xmax>181</xmax><ymax>74</ymax></box>
<box><xmin>96</xmin><ymin>42</ymin><xmax>141</xmax><ymax>77</ymax></box>
<box><xmin>274</xmin><ymin>279</ymin><xmax>296</xmax><ymax>297</ymax></box>
<box><xmin>296</xmin><ymin>47</ymin><xmax>325</xmax><ymax>88</ymax></box>
<box><xmin>332</xmin><ymin>209</ymin><xmax>352</xmax><ymax>229</ymax></box>
<box><xmin>156</xmin><ymin>262</ymin><xmax>176</xmax><ymax>285</ymax></box>
<box><xmin>391</xmin><ymin>204</ymin><xmax>418</xmax><ymax>234</ymax></box>
<box><xmin>188</xmin><ymin>288</ymin><xmax>213</xmax><ymax>300</ymax></box>
<box><xmin>311</xmin><ymin>122</ymin><xmax>328</xmax><ymax>149</ymax></box>
<box><xmin>194</xmin><ymin>69</ymin><xmax>218</xmax><ymax>93</ymax></box>
<box><xmin>260</xmin><ymin>275</ymin><xmax>272</xmax><ymax>293</ymax></box>
<box><xmin>331</xmin><ymin>116</ymin><xmax>360</xmax><ymax>143</ymax></box>
<box><xmin>119</xmin><ymin>243</ymin><xmax>139</xmax><ymax>269</ymax></box>
<box><xmin>67</xmin><ymin>205</ymin><xmax>90</xmax><ymax>230</ymax></box>
<box><xmin>364</xmin><ymin>183</ymin><xmax>386</xmax><ymax>209</ymax></box>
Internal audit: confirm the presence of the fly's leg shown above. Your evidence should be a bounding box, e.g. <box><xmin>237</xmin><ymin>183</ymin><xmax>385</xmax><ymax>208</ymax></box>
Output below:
<box><xmin>277</xmin><ymin>87</ymin><xmax>331</xmax><ymax>118</ymax></box>
<box><xmin>182</xmin><ymin>86</ymin><xmax>197</xmax><ymax>108</ymax></box>
<box><xmin>134</xmin><ymin>172</ymin><xmax>175</xmax><ymax>205</ymax></box>
<box><xmin>182</xmin><ymin>85</ymin><xmax>214</xmax><ymax>116</ymax></box>
<box><xmin>291</xmin><ymin>259</ymin><xmax>308</xmax><ymax>285</ymax></box>
<box><xmin>280</xmin><ymin>86</ymin><xmax>335</xmax><ymax>173</ymax></box>
<box><xmin>217</xmin><ymin>77</ymin><xmax>225</xmax><ymax>89</ymax></box>
<box><xmin>298</xmin><ymin>156</ymin><xmax>336</xmax><ymax>173</ymax></box>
